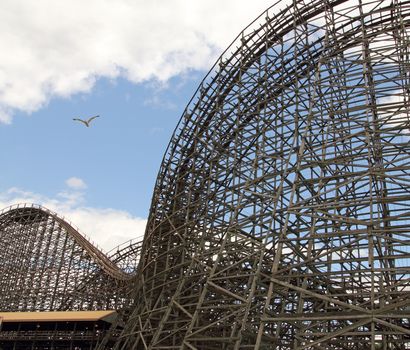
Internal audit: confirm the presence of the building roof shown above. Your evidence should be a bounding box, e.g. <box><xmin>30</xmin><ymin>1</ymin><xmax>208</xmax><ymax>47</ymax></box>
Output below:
<box><xmin>0</xmin><ymin>310</ymin><xmax>117</xmax><ymax>323</ymax></box>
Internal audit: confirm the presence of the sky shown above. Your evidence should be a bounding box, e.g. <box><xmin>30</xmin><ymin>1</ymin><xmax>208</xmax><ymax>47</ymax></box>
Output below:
<box><xmin>0</xmin><ymin>0</ymin><xmax>279</xmax><ymax>251</ymax></box>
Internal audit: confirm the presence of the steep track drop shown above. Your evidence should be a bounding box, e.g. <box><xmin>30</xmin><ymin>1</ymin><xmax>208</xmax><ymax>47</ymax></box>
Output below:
<box><xmin>0</xmin><ymin>204</ymin><xmax>140</xmax><ymax>312</ymax></box>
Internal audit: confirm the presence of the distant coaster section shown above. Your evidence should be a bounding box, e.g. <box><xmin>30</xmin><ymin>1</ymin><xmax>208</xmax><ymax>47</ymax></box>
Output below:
<box><xmin>0</xmin><ymin>204</ymin><xmax>142</xmax><ymax>312</ymax></box>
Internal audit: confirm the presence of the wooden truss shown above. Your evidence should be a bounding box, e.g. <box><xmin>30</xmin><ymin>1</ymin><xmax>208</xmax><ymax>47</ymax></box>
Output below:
<box><xmin>0</xmin><ymin>204</ymin><xmax>141</xmax><ymax>312</ymax></box>
<box><xmin>112</xmin><ymin>0</ymin><xmax>410</xmax><ymax>349</ymax></box>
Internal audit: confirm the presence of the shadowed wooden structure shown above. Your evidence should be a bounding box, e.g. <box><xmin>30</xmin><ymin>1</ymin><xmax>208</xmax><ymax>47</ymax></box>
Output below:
<box><xmin>0</xmin><ymin>204</ymin><xmax>142</xmax><ymax>312</ymax></box>
<box><xmin>110</xmin><ymin>0</ymin><xmax>410</xmax><ymax>349</ymax></box>
<box><xmin>0</xmin><ymin>310</ymin><xmax>117</xmax><ymax>349</ymax></box>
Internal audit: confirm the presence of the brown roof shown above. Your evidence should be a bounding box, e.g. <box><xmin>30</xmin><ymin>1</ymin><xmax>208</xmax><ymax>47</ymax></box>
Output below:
<box><xmin>0</xmin><ymin>310</ymin><xmax>117</xmax><ymax>323</ymax></box>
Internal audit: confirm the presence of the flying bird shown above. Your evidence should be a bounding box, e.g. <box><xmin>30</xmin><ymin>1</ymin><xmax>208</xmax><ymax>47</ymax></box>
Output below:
<box><xmin>73</xmin><ymin>115</ymin><xmax>100</xmax><ymax>127</ymax></box>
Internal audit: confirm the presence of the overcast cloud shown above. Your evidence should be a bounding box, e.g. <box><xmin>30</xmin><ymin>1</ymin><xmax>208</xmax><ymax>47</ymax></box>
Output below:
<box><xmin>0</xmin><ymin>0</ymin><xmax>280</xmax><ymax>123</ymax></box>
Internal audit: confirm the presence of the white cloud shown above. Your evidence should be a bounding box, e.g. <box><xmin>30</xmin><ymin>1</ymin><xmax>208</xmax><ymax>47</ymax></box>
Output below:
<box><xmin>0</xmin><ymin>187</ymin><xmax>147</xmax><ymax>252</ymax></box>
<box><xmin>65</xmin><ymin>176</ymin><xmax>87</xmax><ymax>190</ymax></box>
<box><xmin>0</xmin><ymin>1</ymin><xmax>402</xmax><ymax>124</ymax></box>
<box><xmin>0</xmin><ymin>0</ymin><xmax>278</xmax><ymax>123</ymax></box>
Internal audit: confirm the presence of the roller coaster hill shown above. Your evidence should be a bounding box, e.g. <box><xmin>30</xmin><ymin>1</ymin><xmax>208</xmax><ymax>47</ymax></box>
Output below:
<box><xmin>3</xmin><ymin>0</ymin><xmax>410</xmax><ymax>349</ymax></box>
<box><xmin>0</xmin><ymin>204</ymin><xmax>142</xmax><ymax>349</ymax></box>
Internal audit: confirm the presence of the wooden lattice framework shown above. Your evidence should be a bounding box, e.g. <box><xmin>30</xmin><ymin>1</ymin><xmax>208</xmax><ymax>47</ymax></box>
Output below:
<box><xmin>0</xmin><ymin>204</ymin><xmax>141</xmax><ymax>312</ymax></box>
<box><xmin>112</xmin><ymin>0</ymin><xmax>410</xmax><ymax>349</ymax></box>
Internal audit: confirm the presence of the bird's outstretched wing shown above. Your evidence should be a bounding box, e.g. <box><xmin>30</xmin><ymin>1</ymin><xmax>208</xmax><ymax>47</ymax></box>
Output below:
<box><xmin>73</xmin><ymin>118</ymin><xmax>87</xmax><ymax>125</ymax></box>
<box><xmin>86</xmin><ymin>115</ymin><xmax>100</xmax><ymax>123</ymax></box>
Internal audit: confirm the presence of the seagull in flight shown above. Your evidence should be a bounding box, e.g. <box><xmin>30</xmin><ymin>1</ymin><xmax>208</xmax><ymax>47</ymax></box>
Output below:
<box><xmin>73</xmin><ymin>115</ymin><xmax>100</xmax><ymax>127</ymax></box>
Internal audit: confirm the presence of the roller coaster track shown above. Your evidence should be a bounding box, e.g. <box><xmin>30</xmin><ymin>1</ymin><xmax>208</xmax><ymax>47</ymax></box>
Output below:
<box><xmin>0</xmin><ymin>204</ymin><xmax>132</xmax><ymax>281</ymax></box>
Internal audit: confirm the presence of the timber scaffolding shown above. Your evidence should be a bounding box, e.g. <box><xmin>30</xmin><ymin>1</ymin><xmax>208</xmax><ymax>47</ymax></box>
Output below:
<box><xmin>106</xmin><ymin>0</ymin><xmax>410</xmax><ymax>349</ymax></box>
<box><xmin>1</xmin><ymin>0</ymin><xmax>410</xmax><ymax>348</ymax></box>
<box><xmin>0</xmin><ymin>204</ymin><xmax>143</xmax><ymax>312</ymax></box>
